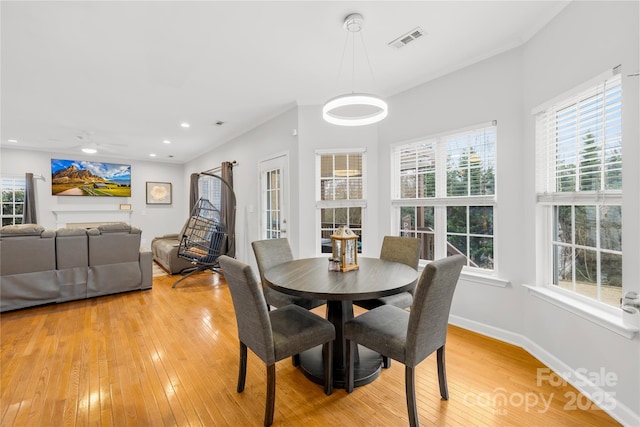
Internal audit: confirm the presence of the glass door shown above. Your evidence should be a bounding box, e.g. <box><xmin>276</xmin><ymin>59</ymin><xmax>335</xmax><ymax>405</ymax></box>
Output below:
<box><xmin>260</xmin><ymin>154</ymin><xmax>289</xmax><ymax>239</ymax></box>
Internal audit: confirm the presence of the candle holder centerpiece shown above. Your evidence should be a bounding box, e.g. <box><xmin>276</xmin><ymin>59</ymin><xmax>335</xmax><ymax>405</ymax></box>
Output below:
<box><xmin>330</xmin><ymin>226</ymin><xmax>359</xmax><ymax>272</ymax></box>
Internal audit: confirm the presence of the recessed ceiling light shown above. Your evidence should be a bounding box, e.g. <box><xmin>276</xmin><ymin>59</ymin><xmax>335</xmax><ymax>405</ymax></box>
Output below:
<box><xmin>163</xmin><ymin>140</ymin><xmax>171</xmax><ymax>144</ymax></box>
<box><xmin>150</xmin><ymin>153</ymin><xmax>157</xmax><ymax>157</ymax></box>
<box><xmin>81</xmin><ymin>147</ymin><xmax>97</xmax><ymax>154</ymax></box>
<box><xmin>8</xmin><ymin>139</ymin><xmax>18</xmax><ymax>143</ymax></box>
<box><xmin>180</xmin><ymin>122</ymin><xmax>190</xmax><ymax>128</ymax></box>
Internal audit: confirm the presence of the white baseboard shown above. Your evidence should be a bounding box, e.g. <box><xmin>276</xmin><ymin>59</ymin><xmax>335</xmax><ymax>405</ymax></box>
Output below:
<box><xmin>449</xmin><ymin>315</ymin><xmax>640</xmax><ymax>427</ymax></box>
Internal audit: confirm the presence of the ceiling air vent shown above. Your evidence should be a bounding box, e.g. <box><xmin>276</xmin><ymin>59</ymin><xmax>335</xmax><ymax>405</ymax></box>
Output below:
<box><xmin>388</xmin><ymin>27</ymin><xmax>424</xmax><ymax>49</ymax></box>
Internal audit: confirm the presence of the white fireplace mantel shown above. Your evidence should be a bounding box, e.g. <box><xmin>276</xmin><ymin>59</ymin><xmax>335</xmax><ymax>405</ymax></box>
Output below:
<box><xmin>52</xmin><ymin>209</ymin><xmax>133</xmax><ymax>229</ymax></box>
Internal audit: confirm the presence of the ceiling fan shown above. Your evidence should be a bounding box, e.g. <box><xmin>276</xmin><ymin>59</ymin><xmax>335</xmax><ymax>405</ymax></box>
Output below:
<box><xmin>69</xmin><ymin>131</ymin><xmax>127</xmax><ymax>154</ymax></box>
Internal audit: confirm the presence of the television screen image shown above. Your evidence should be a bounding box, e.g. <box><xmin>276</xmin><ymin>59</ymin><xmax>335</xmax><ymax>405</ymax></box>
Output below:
<box><xmin>51</xmin><ymin>159</ymin><xmax>131</xmax><ymax>197</ymax></box>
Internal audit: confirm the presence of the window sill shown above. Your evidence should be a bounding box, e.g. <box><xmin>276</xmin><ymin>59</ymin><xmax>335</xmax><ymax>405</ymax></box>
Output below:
<box><xmin>523</xmin><ymin>284</ymin><xmax>638</xmax><ymax>339</ymax></box>
<box><xmin>460</xmin><ymin>270</ymin><xmax>510</xmax><ymax>288</ymax></box>
<box><xmin>418</xmin><ymin>262</ymin><xmax>510</xmax><ymax>288</ymax></box>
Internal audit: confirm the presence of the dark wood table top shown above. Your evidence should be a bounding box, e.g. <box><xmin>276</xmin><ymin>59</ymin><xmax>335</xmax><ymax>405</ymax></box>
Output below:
<box><xmin>264</xmin><ymin>257</ymin><xmax>419</xmax><ymax>301</ymax></box>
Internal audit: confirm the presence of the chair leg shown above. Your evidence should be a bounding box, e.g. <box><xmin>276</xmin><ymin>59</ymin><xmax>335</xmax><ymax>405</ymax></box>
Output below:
<box><xmin>265</xmin><ymin>364</ymin><xmax>276</xmax><ymax>427</ymax></box>
<box><xmin>323</xmin><ymin>340</ymin><xmax>334</xmax><ymax>395</ymax></box>
<box><xmin>437</xmin><ymin>345</ymin><xmax>448</xmax><ymax>400</ymax></box>
<box><xmin>237</xmin><ymin>342</ymin><xmax>247</xmax><ymax>393</ymax></box>
<box><xmin>383</xmin><ymin>355</ymin><xmax>391</xmax><ymax>369</ymax></box>
<box><xmin>345</xmin><ymin>339</ymin><xmax>355</xmax><ymax>393</ymax></box>
<box><xmin>405</xmin><ymin>366</ymin><xmax>418</xmax><ymax>427</ymax></box>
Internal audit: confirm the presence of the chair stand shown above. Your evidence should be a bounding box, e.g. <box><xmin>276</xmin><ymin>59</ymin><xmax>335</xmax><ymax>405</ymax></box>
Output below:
<box><xmin>237</xmin><ymin>342</ymin><xmax>247</xmax><ymax>393</ymax></box>
<box><xmin>323</xmin><ymin>341</ymin><xmax>334</xmax><ymax>396</ymax></box>
<box><xmin>405</xmin><ymin>366</ymin><xmax>418</xmax><ymax>427</ymax></box>
<box><xmin>345</xmin><ymin>339</ymin><xmax>355</xmax><ymax>393</ymax></box>
<box><xmin>437</xmin><ymin>345</ymin><xmax>448</xmax><ymax>400</ymax></box>
<box><xmin>172</xmin><ymin>263</ymin><xmax>220</xmax><ymax>288</ymax></box>
<box><xmin>265</xmin><ymin>364</ymin><xmax>276</xmax><ymax>426</ymax></box>
<box><xmin>383</xmin><ymin>356</ymin><xmax>391</xmax><ymax>369</ymax></box>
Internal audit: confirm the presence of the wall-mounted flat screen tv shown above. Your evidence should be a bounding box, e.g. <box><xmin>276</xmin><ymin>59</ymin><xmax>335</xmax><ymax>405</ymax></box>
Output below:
<box><xmin>51</xmin><ymin>159</ymin><xmax>131</xmax><ymax>197</ymax></box>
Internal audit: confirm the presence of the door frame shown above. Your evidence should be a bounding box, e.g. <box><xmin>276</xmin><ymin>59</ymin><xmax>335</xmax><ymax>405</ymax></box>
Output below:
<box><xmin>259</xmin><ymin>151</ymin><xmax>290</xmax><ymax>240</ymax></box>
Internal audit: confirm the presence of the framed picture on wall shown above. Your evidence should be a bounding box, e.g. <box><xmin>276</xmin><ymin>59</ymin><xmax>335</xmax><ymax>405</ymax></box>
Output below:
<box><xmin>146</xmin><ymin>181</ymin><xmax>172</xmax><ymax>205</ymax></box>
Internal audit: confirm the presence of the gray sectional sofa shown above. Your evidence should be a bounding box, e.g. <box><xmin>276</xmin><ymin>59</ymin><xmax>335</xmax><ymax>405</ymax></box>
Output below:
<box><xmin>0</xmin><ymin>223</ymin><xmax>152</xmax><ymax>312</ymax></box>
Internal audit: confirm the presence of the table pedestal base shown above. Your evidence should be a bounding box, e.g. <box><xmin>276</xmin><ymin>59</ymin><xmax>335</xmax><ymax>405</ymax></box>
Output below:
<box><xmin>297</xmin><ymin>345</ymin><xmax>382</xmax><ymax>389</ymax></box>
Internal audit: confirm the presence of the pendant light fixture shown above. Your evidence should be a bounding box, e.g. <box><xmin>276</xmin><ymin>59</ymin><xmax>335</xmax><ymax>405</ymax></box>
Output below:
<box><xmin>323</xmin><ymin>13</ymin><xmax>388</xmax><ymax>127</ymax></box>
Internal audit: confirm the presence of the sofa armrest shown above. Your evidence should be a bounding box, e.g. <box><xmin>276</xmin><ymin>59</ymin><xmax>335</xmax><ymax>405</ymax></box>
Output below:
<box><xmin>152</xmin><ymin>233</ymin><xmax>180</xmax><ymax>243</ymax></box>
<box><xmin>139</xmin><ymin>249</ymin><xmax>152</xmax><ymax>290</ymax></box>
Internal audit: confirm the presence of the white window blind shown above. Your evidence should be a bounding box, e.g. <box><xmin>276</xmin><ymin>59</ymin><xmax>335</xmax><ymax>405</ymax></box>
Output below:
<box><xmin>535</xmin><ymin>72</ymin><xmax>622</xmax><ymax>196</ymax></box>
<box><xmin>395</xmin><ymin>123</ymin><xmax>496</xmax><ymax>200</ymax></box>
<box><xmin>445</xmin><ymin>126</ymin><xmax>496</xmax><ymax>197</ymax></box>
<box><xmin>399</xmin><ymin>141</ymin><xmax>436</xmax><ymax>198</ymax></box>
<box><xmin>319</xmin><ymin>153</ymin><xmax>364</xmax><ymax>202</ymax></box>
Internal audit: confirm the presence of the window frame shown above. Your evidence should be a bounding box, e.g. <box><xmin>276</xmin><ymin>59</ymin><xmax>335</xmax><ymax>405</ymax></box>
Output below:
<box><xmin>1</xmin><ymin>176</ymin><xmax>26</xmax><ymax>226</ymax></box>
<box><xmin>534</xmin><ymin>68</ymin><xmax>623</xmax><ymax>313</ymax></box>
<box><xmin>315</xmin><ymin>148</ymin><xmax>367</xmax><ymax>256</ymax></box>
<box><xmin>390</xmin><ymin>122</ymin><xmax>497</xmax><ymax>273</ymax></box>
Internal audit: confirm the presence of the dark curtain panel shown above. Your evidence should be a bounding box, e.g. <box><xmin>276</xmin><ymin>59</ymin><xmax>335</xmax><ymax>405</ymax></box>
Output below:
<box><xmin>189</xmin><ymin>173</ymin><xmax>199</xmax><ymax>213</ymax></box>
<box><xmin>23</xmin><ymin>173</ymin><xmax>37</xmax><ymax>224</ymax></box>
<box><xmin>220</xmin><ymin>162</ymin><xmax>236</xmax><ymax>258</ymax></box>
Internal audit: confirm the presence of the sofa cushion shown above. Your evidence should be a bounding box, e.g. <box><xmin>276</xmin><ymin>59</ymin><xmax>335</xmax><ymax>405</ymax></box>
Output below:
<box><xmin>0</xmin><ymin>224</ymin><xmax>45</xmax><ymax>237</ymax></box>
<box><xmin>97</xmin><ymin>222</ymin><xmax>131</xmax><ymax>233</ymax></box>
<box><xmin>56</xmin><ymin>227</ymin><xmax>88</xmax><ymax>237</ymax></box>
<box><xmin>88</xmin><ymin>226</ymin><xmax>141</xmax><ymax>266</ymax></box>
<box><xmin>56</xmin><ymin>228</ymin><xmax>89</xmax><ymax>269</ymax></box>
<box><xmin>0</xmin><ymin>228</ymin><xmax>56</xmax><ymax>275</ymax></box>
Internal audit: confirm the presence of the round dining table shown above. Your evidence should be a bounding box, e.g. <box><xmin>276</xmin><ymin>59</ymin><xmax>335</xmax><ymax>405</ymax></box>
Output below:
<box><xmin>264</xmin><ymin>257</ymin><xmax>419</xmax><ymax>389</ymax></box>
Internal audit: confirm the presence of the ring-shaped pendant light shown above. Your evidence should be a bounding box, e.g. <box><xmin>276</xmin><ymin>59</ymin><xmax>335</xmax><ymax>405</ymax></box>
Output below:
<box><xmin>322</xmin><ymin>93</ymin><xmax>388</xmax><ymax>126</ymax></box>
<box><xmin>323</xmin><ymin>13</ymin><xmax>388</xmax><ymax>126</ymax></box>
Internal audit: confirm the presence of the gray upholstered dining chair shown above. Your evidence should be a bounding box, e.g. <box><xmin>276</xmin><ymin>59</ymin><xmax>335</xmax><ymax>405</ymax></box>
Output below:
<box><xmin>218</xmin><ymin>255</ymin><xmax>335</xmax><ymax>427</ymax></box>
<box><xmin>252</xmin><ymin>238</ymin><xmax>325</xmax><ymax>310</ymax></box>
<box><xmin>353</xmin><ymin>236</ymin><xmax>421</xmax><ymax>368</ymax></box>
<box><xmin>344</xmin><ymin>255</ymin><xmax>465</xmax><ymax>427</ymax></box>
<box><xmin>353</xmin><ymin>236</ymin><xmax>421</xmax><ymax>311</ymax></box>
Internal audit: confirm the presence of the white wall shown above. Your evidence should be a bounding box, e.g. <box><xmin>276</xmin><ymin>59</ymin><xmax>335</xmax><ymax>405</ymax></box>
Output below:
<box><xmin>378</xmin><ymin>45</ymin><xmax>526</xmax><ymax>335</ymax></box>
<box><xmin>184</xmin><ymin>107</ymin><xmax>299</xmax><ymax>266</ymax></box>
<box><xmin>521</xmin><ymin>1</ymin><xmax>639</xmax><ymax>424</ymax></box>
<box><xmin>296</xmin><ymin>105</ymin><xmax>380</xmax><ymax>259</ymax></box>
<box><xmin>0</xmin><ymin>148</ymin><xmax>186</xmax><ymax>248</ymax></box>
<box><xmin>371</xmin><ymin>2</ymin><xmax>639</xmax><ymax>424</ymax></box>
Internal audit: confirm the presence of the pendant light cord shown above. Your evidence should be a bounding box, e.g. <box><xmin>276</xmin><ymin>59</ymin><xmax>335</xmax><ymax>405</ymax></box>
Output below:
<box><xmin>351</xmin><ymin>29</ymin><xmax>356</xmax><ymax>93</ymax></box>
<box><xmin>335</xmin><ymin>32</ymin><xmax>350</xmax><ymax>87</ymax></box>
<box><xmin>359</xmin><ymin>31</ymin><xmax>377</xmax><ymax>89</ymax></box>
<box><xmin>334</xmin><ymin>22</ymin><xmax>376</xmax><ymax>94</ymax></box>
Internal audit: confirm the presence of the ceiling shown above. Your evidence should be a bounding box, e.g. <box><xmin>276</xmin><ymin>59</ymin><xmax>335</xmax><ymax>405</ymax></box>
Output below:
<box><xmin>1</xmin><ymin>1</ymin><xmax>569</xmax><ymax>164</ymax></box>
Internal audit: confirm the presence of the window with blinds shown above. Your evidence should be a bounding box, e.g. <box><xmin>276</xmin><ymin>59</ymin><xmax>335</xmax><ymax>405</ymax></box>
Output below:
<box><xmin>317</xmin><ymin>151</ymin><xmax>365</xmax><ymax>254</ymax></box>
<box><xmin>392</xmin><ymin>123</ymin><xmax>496</xmax><ymax>270</ymax></box>
<box><xmin>535</xmin><ymin>72</ymin><xmax>622</xmax><ymax>196</ymax></box>
<box><xmin>534</xmin><ymin>70</ymin><xmax>622</xmax><ymax>307</ymax></box>
<box><xmin>446</xmin><ymin>127</ymin><xmax>496</xmax><ymax>197</ymax></box>
<box><xmin>397</xmin><ymin>125</ymin><xmax>496</xmax><ymax>200</ymax></box>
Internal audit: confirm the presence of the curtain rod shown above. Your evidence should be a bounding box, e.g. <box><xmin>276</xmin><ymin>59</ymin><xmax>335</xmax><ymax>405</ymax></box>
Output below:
<box><xmin>201</xmin><ymin>160</ymin><xmax>238</xmax><ymax>174</ymax></box>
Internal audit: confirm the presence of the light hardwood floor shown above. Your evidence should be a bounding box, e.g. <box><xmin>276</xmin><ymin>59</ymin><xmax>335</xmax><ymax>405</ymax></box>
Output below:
<box><xmin>1</xmin><ymin>269</ymin><xmax>620</xmax><ymax>426</ymax></box>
